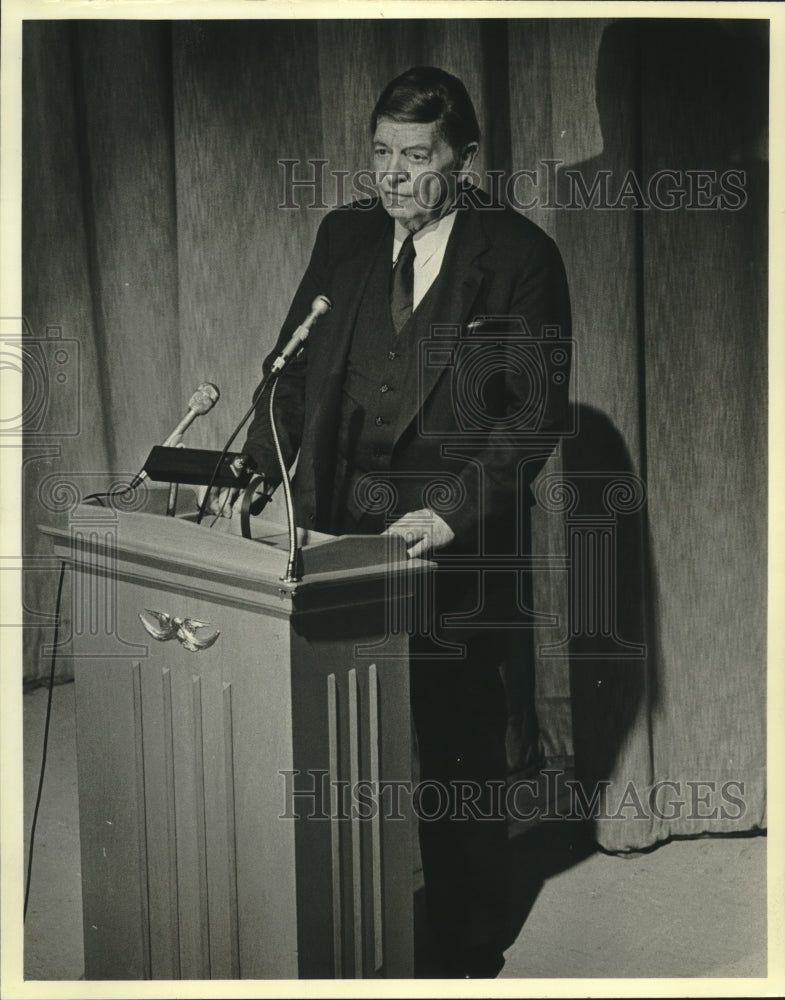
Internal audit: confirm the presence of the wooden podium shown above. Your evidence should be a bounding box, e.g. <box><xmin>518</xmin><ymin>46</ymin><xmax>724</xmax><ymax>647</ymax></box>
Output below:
<box><xmin>42</xmin><ymin>491</ymin><xmax>429</xmax><ymax>980</ymax></box>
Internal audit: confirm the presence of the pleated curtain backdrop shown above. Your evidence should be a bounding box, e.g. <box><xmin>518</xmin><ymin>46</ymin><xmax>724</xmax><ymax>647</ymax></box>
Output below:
<box><xmin>21</xmin><ymin>17</ymin><xmax>768</xmax><ymax>851</ymax></box>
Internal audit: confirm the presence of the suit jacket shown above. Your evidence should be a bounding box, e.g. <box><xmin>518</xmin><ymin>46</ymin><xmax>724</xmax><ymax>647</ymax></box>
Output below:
<box><xmin>244</xmin><ymin>194</ymin><xmax>572</xmax><ymax>561</ymax></box>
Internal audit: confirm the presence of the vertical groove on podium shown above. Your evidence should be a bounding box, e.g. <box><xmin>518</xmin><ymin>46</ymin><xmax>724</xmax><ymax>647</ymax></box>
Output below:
<box><xmin>192</xmin><ymin>676</ymin><xmax>212</xmax><ymax>979</ymax></box>
<box><xmin>327</xmin><ymin>673</ymin><xmax>343</xmax><ymax>977</ymax></box>
<box><xmin>104</xmin><ymin>531</ymin><xmax>116</xmax><ymax>636</ymax></box>
<box><xmin>602</xmin><ymin>529</ymin><xmax>612</xmax><ymax>636</ymax></box>
<box><xmin>161</xmin><ymin>668</ymin><xmax>182</xmax><ymax>978</ymax></box>
<box><xmin>586</xmin><ymin>530</ymin><xmax>596</xmax><ymax>635</ymax></box>
<box><xmin>92</xmin><ymin>532</ymin><xmax>102</xmax><ymax>635</ymax></box>
<box><xmin>131</xmin><ymin>662</ymin><xmax>152</xmax><ymax>979</ymax></box>
<box><xmin>74</xmin><ymin>538</ymin><xmax>84</xmax><ymax>636</ymax></box>
<box><xmin>368</xmin><ymin>663</ymin><xmax>384</xmax><ymax>973</ymax></box>
<box><xmin>348</xmin><ymin>668</ymin><xmax>363</xmax><ymax>978</ymax></box>
<box><xmin>87</xmin><ymin>532</ymin><xmax>98</xmax><ymax>635</ymax></box>
<box><xmin>222</xmin><ymin>682</ymin><xmax>241</xmax><ymax>979</ymax></box>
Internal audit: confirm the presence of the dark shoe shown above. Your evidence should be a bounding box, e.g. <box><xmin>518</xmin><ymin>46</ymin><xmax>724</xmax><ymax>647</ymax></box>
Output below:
<box><xmin>437</xmin><ymin>943</ymin><xmax>505</xmax><ymax>979</ymax></box>
<box><xmin>460</xmin><ymin>944</ymin><xmax>505</xmax><ymax>978</ymax></box>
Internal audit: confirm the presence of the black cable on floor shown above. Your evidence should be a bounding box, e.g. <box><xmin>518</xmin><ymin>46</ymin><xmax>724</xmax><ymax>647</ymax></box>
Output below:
<box><xmin>24</xmin><ymin>559</ymin><xmax>67</xmax><ymax>921</ymax></box>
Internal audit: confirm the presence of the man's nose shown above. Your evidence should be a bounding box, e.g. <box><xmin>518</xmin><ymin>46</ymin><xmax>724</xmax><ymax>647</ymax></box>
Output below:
<box><xmin>385</xmin><ymin>153</ymin><xmax>410</xmax><ymax>183</ymax></box>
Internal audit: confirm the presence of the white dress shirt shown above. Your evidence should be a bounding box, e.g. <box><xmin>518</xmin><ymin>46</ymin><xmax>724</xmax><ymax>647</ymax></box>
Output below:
<box><xmin>392</xmin><ymin>211</ymin><xmax>458</xmax><ymax>311</ymax></box>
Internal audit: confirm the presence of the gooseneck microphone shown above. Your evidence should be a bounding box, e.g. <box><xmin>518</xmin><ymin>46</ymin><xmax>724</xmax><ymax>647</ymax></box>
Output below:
<box><xmin>195</xmin><ymin>296</ymin><xmax>331</xmax><ymax>534</ymax></box>
<box><xmin>267</xmin><ymin>297</ymin><xmax>330</xmax><ymax>581</ymax></box>
<box><xmin>270</xmin><ymin>295</ymin><xmax>331</xmax><ymax>373</ymax></box>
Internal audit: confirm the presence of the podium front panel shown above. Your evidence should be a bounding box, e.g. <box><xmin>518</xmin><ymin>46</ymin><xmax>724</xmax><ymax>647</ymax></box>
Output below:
<box><xmin>44</xmin><ymin>506</ymin><xmax>419</xmax><ymax>980</ymax></box>
<box><xmin>289</xmin><ymin>601</ymin><xmax>412</xmax><ymax>979</ymax></box>
<box><xmin>76</xmin><ymin>578</ymin><xmax>299</xmax><ymax>979</ymax></box>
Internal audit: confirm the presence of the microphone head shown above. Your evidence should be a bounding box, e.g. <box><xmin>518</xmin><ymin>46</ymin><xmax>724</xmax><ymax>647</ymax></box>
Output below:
<box><xmin>189</xmin><ymin>382</ymin><xmax>220</xmax><ymax>414</ymax></box>
<box><xmin>312</xmin><ymin>295</ymin><xmax>332</xmax><ymax>316</ymax></box>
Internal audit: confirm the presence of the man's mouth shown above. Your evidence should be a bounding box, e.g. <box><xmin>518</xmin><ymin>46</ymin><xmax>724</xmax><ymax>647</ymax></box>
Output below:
<box><xmin>382</xmin><ymin>189</ymin><xmax>412</xmax><ymax>202</ymax></box>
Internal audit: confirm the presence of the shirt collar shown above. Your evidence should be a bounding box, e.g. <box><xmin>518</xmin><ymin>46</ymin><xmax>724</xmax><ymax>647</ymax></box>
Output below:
<box><xmin>392</xmin><ymin>210</ymin><xmax>458</xmax><ymax>267</ymax></box>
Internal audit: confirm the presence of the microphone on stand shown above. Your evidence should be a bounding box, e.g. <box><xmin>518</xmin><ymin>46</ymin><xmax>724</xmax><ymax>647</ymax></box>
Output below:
<box><xmin>161</xmin><ymin>382</ymin><xmax>220</xmax><ymax>446</ymax></box>
<box><xmin>82</xmin><ymin>382</ymin><xmax>221</xmax><ymax>508</ymax></box>
<box><xmin>130</xmin><ymin>382</ymin><xmax>220</xmax><ymax>489</ymax></box>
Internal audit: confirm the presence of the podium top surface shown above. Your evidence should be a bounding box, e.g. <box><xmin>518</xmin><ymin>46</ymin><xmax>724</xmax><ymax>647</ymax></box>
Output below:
<box><xmin>40</xmin><ymin>495</ymin><xmax>434</xmax><ymax>610</ymax></box>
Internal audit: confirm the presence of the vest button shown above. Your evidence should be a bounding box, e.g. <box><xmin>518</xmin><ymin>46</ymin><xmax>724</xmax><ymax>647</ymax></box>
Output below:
<box><xmin>380</xmin><ymin>383</ymin><xmax>391</xmax><ymax>393</ymax></box>
<box><xmin>388</xmin><ymin>351</ymin><xmax>398</xmax><ymax>361</ymax></box>
<box><xmin>375</xmin><ymin>416</ymin><xmax>385</xmax><ymax>426</ymax></box>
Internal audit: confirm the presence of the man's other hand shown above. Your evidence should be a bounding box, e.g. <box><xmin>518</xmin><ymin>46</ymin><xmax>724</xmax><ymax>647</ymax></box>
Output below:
<box><xmin>196</xmin><ymin>484</ymin><xmax>240</xmax><ymax>518</ymax></box>
<box><xmin>383</xmin><ymin>508</ymin><xmax>455</xmax><ymax>558</ymax></box>
<box><xmin>168</xmin><ymin>434</ymin><xmax>240</xmax><ymax>517</ymax></box>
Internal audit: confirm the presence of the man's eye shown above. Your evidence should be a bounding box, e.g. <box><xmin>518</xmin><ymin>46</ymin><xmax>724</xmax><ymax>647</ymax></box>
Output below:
<box><xmin>408</xmin><ymin>153</ymin><xmax>427</xmax><ymax>164</ymax></box>
<box><xmin>374</xmin><ymin>148</ymin><xmax>389</xmax><ymax>158</ymax></box>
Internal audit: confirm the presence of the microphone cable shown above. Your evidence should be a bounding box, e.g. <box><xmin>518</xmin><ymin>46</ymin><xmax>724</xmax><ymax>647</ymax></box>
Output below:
<box><xmin>81</xmin><ymin>481</ymin><xmax>140</xmax><ymax>507</ymax></box>
<box><xmin>195</xmin><ymin>372</ymin><xmax>274</xmax><ymax>526</ymax></box>
<box><xmin>24</xmin><ymin>559</ymin><xmax>67</xmax><ymax>921</ymax></box>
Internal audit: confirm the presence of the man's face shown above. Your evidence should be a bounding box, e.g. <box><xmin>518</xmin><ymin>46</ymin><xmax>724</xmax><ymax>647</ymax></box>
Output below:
<box><xmin>372</xmin><ymin>118</ymin><xmax>476</xmax><ymax>232</ymax></box>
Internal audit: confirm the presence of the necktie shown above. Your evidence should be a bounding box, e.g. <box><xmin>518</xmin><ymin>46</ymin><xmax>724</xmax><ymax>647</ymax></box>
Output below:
<box><xmin>390</xmin><ymin>234</ymin><xmax>416</xmax><ymax>333</ymax></box>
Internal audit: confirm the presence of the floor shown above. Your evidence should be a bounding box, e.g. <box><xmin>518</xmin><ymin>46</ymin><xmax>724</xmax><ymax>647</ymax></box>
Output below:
<box><xmin>18</xmin><ymin>681</ymin><xmax>771</xmax><ymax>990</ymax></box>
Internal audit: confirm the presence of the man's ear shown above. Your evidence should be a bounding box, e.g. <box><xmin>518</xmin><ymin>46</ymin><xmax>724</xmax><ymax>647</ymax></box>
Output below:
<box><xmin>459</xmin><ymin>141</ymin><xmax>479</xmax><ymax>173</ymax></box>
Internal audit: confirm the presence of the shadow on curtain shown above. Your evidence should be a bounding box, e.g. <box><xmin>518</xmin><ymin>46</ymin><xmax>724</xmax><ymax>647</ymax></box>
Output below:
<box><xmin>554</xmin><ymin>18</ymin><xmax>767</xmax><ymax>849</ymax></box>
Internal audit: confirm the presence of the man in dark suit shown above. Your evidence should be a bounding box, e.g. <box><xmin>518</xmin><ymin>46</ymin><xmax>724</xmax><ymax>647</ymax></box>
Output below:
<box><xmin>212</xmin><ymin>66</ymin><xmax>571</xmax><ymax>978</ymax></box>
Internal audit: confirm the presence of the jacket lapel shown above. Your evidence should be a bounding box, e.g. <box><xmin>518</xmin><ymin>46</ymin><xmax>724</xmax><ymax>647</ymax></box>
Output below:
<box><xmin>392</xmin><ymin>206</ymin><xmax>488</xmax><ymax>447</ymax></box>
<box><xmin>303</xmin><ymin>210</ymin><xmax>390</xmax><ymax>492</ymax></box>
<box><xmin>311</xmin><ymin>216</ymin><xmax>391</xmax><ymax>381</ymax></box>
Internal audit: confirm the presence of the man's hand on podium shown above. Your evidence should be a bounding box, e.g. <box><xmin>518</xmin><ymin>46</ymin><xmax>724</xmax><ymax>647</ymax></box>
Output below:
<box><xmin>383</xmin><ymin>508</ymin><xmax>455</xmax><ymax>558</ymax></box>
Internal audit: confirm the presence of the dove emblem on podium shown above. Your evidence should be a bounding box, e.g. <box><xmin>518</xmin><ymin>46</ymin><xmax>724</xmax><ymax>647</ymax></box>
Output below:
<box><xmin>138</xmin><ymin>609</ymin><xmax>220</xmax><ymax>652</ymax></box>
